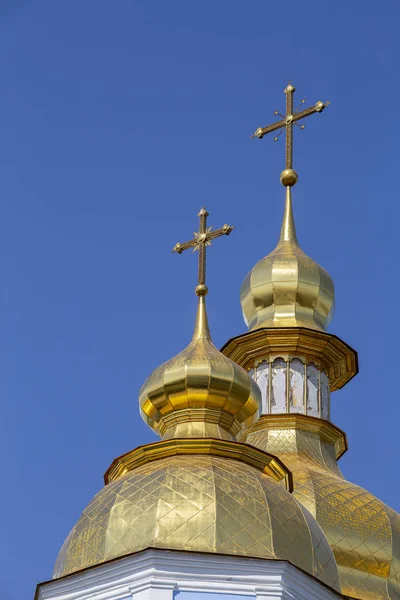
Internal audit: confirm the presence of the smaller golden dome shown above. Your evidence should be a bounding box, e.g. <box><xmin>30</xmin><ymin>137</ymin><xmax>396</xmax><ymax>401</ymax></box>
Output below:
<box><xmin>240</xmin><ymin>186</ymin><xmax>335</xmax><ymax>332</ymax></box>
<box><xmin>139</xmin><ymin>292</ymin><xmax>261</xmax><ymax>440</ymax></box>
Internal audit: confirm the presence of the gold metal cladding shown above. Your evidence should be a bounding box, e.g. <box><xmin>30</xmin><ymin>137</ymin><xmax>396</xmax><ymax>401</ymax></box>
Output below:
<box><xmin>139</xmin><ymin>294</ymin><xmax>261</xmax><ymax>439</ymax></box>
<box><xmin>240</xmin><ymin>186</ymin><xmax>336</xmax><ymax>333</ymax></box>
<box><xmin>242</xmin><ymin>416</ymin><xmax>400</xmax><ymax>599</ymax></box>
<box><xmin>250</xmin><ymin>81</ymin><xmax>329</xmax><ymax>179</ymax></box>
<box><xmin>220</xmin><ymin>327</ymin><xmax>358</xmax><ymax>392</ymax></box>
<box><xmin>240</xmin><ymin>414</ymin><xmax>348</xmax><ymax>460</ymax></box>
<box><xmin>104</xmin><ymin>437</ymin><xmax>293</xmax><ymax>490</ymax></box>
<box><xmin>140</xmin><ymin>208</ymin><xmax>260</xmax><ymax>440</ymax></box>
<box><xmin>55</xmin><ymin>454</ymin><xmax>340</xmax><ymax>591</ymax></box>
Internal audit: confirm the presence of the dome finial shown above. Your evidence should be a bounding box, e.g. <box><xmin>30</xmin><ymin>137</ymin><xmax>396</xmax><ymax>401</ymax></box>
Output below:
<box><xmin>251</xmin><ymin>81</ymin><xmax>329</xmax><ymax>185</ymax></box>
<box><xmin>241</xmin><ymin>83</ymin><xmax>334</xmax><ymax>332</ymax></box>
<box><xmin>171</xmin><ymin>207</ymin><xmax>233</xmax><ymax>341</ymax></box>
<box><xmin>172</xmin><ymin>206</ymin><xmax>234</xmax><ymax>295</ymax></box>
<box><xmin>141</xmin><ymin>209</ymin><xmax>260</xmax><ymax>441</ymax></box>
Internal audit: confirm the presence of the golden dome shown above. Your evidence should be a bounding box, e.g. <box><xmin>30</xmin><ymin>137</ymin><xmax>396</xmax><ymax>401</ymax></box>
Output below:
<box><xmin>240</xmin><ymin>185</ymin><xmax>335</xmax><ymax>332</ymax></box>
<box><xmin>53</xmin><ymin>207</ymin><xmax>341</xmax><ymax>596</ymax></box>
<box><xmin>139</xmin><ymin>292</ymin><xmax>261</xmax><ymax>440</ymax></box>
<box><xmin>53</xmin><ymin>453</ymin><xmax>340</xmax><ymax>591</ymax></box>
<box><xmin>242</xmin><ymin>415</ymin><xmax>400</xmax><ymax>600</ymax></box>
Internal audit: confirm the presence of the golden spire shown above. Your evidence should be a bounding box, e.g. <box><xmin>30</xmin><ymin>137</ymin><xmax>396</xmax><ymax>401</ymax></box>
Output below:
<box><xmin>279</xmin><ymin>186</ymin><xmax>298</xmax><ymax>244</ymax></box>
<box><xmin>241</xmin><ymin>83</ymin><xmax>334</xmax><ymax>332</ymax></box>
<box><xmin>192</xmin><ymin>294</ymin><xmax>210</xmax><ymax>340</ymax></box>
<box><xmin>140</xmin><ymin>208</ymin><xmax>260</xmax><ymax>440</ymax></box>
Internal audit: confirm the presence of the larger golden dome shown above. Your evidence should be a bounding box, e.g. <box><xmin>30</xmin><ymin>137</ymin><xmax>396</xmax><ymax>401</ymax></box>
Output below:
<box><xmin>240</xmin><ymin>186</ymin><xmax>335</xmax><ymax>332</ymax></box>
<box><xmin>242</xmin><ymin>415</ymin><xmax>400</xmax><ymax>600</ymax></box>
<box><xmin>53</xmin><ymin>453</ymin><xmax>340</xmax><ymax>591</ymax></box>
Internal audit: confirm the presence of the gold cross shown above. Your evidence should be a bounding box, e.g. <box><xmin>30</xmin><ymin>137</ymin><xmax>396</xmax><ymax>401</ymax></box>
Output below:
<box><xmin>172</xmin><ymin>208</ymin><xmax>234</xmax><ymax>296</ymax></box>
<box><xmin>251</xmin><ymin>82</ymin><xmax>329</xmax><ymax>180</ymax></box>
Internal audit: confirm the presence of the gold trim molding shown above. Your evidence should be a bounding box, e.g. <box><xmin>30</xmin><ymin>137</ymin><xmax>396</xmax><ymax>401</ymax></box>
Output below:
<box><xmin>158</xmin><ymin>408</ymin><xmax>242</xmax><ymax>437</ymax></box>
<box><xmin>221</xmin><ymin>327</ymin><xmax>358</xmax><ymax>391</ymax></box>
<box><xmin>105</xmin><ymin>438</ymin><xmax>293</xmax><ymax>491</ymax></box>
<box><xmin>241</xmin><ymin>414</ymin><xmax>348</xmax><ymax>460</ymax></box>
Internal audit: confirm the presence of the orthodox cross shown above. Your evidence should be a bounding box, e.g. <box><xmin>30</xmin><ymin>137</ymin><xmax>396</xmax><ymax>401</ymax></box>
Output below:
<box><xmin>172</xmin><ymin>208</ymin><xmax>234</xmax><ymax>295</ymax></box>
<box><xmin>251</xmin><ymin>82</ymin><xmax>329</xmax><ymax>175</ymax></box>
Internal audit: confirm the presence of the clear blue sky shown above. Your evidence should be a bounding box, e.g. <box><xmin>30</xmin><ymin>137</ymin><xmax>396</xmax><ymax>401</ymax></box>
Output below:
<box><xmin>1</xmin><ymin>2</ymin><xmax>399</xmax><ymax>597</ymax></box>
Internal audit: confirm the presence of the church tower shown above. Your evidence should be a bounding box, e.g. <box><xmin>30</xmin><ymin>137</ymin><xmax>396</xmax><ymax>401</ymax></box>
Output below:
<box><xmin>223</xmin><ymin>83</ymin><xmax>400</xmax><ymax>599</ymax></box>
<box><xmin>35</xmin><ymin>84</ymin><xmax>400</xmax><ymax>600</ymax></box>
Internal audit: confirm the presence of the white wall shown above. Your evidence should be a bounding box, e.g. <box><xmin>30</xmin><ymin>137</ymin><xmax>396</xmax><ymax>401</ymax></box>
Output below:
<box><xmin>36</xmin><ymin>548</ymin><xmax>343</xmax><ymax>600</ymax></box>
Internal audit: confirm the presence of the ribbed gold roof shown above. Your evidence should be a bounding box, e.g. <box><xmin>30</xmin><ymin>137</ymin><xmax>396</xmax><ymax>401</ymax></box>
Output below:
<box><xmin>240</xmin><ymin>185</ymin><xmax>335</xmax><ymax>331</ymax></box>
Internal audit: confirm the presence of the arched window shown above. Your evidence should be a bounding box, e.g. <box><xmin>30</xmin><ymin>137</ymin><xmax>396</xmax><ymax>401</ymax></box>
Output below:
<box><xmin>289</xmin><ymin>359</ymin><xmax>305</xmax><ymax>414</ymax></box>
<box><xmin>321</xmin><ymin>371</ymin><xmax>330</xmax><ymax>420</ymax></box>
<box><xmin>271</xmin><ymin>358</ymin><xmax>287</xmax><ymax>413</ymax></box>
<box><xmin>254</xmin><ymin>361</ymin><xmax>269</xmax><ymax>414</ymax></box>
<box><xmin>307</xmin><ymin>363</ymin><xmax>319</xmax><ymax>417</ymax></box>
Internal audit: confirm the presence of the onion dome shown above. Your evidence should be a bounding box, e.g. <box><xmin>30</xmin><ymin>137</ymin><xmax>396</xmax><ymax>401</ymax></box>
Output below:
<box><xmin>240</xmin><ymin>181</ymin><xmax>335</xmax><ymax>332</ymax></box>
<box><xmin>139</xmin><ymin>290</ymin><xmax>261</xmax><ymax>440</ymax></box>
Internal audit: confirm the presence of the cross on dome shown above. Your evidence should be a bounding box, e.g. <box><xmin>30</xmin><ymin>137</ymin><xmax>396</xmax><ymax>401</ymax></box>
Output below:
<box><xmin>251</xmin><ymin>82</ymin><xmax>329</xmax><ymax>187</ymax></box>
<box><xmin>172</xmin><ymin>207</ymin><xmax>234</xmax><ymax>296</ymax></box>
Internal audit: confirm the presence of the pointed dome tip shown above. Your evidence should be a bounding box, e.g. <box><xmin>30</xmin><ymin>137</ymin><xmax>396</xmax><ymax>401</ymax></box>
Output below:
<box><xmin>192</xmin><ymin>288</ymin><xmax>211</xmax><ymax>341</ymax></box>
<box><xmin>279</xmin><ymin>185</ymin><xmax>299</xmax><ymax>245</ymax></box>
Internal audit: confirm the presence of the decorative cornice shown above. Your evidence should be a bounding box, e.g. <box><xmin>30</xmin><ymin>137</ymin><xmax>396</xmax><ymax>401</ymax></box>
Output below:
<box><xmin>104</xmin><ymin>437</ymin><xmax>292</xmax><ymax>490</ymax></box>
<box><xmin>221</xmin><ymin>327</ymin><xmax>358</xmax><ymax>391</ymax></box>
<box><xmin>241</xmin><ymin>414</ymin><xmax>348</xmax><ymax>460</ymax></box>
<box><xmin>36</xmin><ymin>548</ymin><xmax>347</xmax><ymax>600</ymax></box>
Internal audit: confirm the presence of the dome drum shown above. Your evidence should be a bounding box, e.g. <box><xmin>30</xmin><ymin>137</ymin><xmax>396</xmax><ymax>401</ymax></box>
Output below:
<box><xmin>221</xmin><ymin>327</ymin><xmax>358</xmax><ymax>392</ymax></box>
<box><xmin>247</xmin><ymin>358</ymin><xmax>331</xmax><ymax>419</ymax></box>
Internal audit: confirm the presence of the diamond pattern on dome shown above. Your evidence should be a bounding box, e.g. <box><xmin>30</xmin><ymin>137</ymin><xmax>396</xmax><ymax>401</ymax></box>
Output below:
<box><xmin>54</xmin><ymin>455</ymin><xmax>339</xmax><ymax>592</ymax></box>
<box><xmin>245</xmin><ymin>425</ymin><xmax>400</xmax><ymax>599</ymax></box>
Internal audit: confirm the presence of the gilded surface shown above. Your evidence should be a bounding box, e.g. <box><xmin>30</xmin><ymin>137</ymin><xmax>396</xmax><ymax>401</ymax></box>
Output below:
<box><xmin>141</xmin><ymin>208</ymin><xmax>260</xmax><ymax>440</ymax></box>
<box><xmin>140</xmin><ymin>294</ymin><xmax>260</xmax><ymax>440</ymax></box>
<box><xmin>251</xmin><ymin>82</ymin><xmax>328</xmax><ymax>173</ymax></box>
<box><xmin>172</xmin><ymin>206</ymin><xmax>233</xmax><ymax>289</ymax></box>
<box><xmin>243</xmin><ymin>418</ymin><xmax>400</xmax><ymax>599</ymax></box>
<box><xmin>104</xmin><ymin>437</ymin><xmax>292</xmax><ymax>490</ymax></box>
<box><xmin>240</xmin><ymin>186</ymin><xmax>335</xmax><ymax>332</ymax></box>
<box><xmin>54</xmin><ymin>454</ymin><xmax>340</xmax><ymax>591</ymax></box>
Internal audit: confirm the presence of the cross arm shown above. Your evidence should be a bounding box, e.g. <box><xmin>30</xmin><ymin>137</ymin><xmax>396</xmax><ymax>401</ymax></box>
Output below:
<box><xmin>206</xmin><ymin>224</ymin><xmax>234</xmax><ymax>241</ymax></box>
<box><xmin>292</xmin><ymin>101</ymin><xmax>328</xmax><ymax>125</ymax></box>
<box><xmin>172</xmin><ymin>239</ymin><xmax>197</xmax><ymax>254</ymax></box>
<box><xmin>251</xmin><ymin>118</ymin><xmax>285</xmax><ymax>140</ymax></box>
